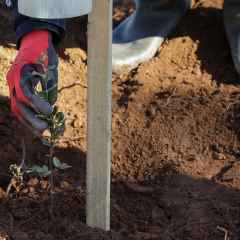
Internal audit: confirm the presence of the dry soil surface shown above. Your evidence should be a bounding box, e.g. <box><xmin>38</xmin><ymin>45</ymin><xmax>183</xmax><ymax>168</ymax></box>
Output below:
<box><xmin>1</xmin><ymin>0</ymin><xmax>240</xmax><ymax>239</ymax></box>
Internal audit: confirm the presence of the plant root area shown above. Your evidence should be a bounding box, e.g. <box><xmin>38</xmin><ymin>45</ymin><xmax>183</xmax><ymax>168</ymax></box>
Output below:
<box><xmin>1</xmin><ymin>0</ymin><xmax>240</xmax><ymax>239</ymax></box>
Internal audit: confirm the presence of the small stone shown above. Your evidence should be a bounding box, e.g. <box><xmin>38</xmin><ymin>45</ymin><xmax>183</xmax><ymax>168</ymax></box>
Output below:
<box><xmin>213</xmin><ymin>153</ymin><xmax>226</xmax><ymax>160</ymax></box>
<box><xmin>0</xmin><ymin>188</ymin><xmax>5</xmax><ymax>197</ymax></box>
<box><xmin>223</xmin><ymin>162</ymin><xmax>240</xmax><ymax>180</ymax></box>
<box><xmin>73</xmin><ymin>113</ymin><xmax>86</xmax><ymax>128</ymax></box>
<box><xmin>157</xmin><ymin>220</ymin><xmax>164</xmax><ymax>227</ymax></box>
<box><xmin>151</xmin><ymin>205</ymin><xmax>167</xmax><ymax>225</ymax></box>
<box><xmin>149</xmin><ymin>107</ymin><xmax>156</xmax><ymax>116</ymax></box>
<box><xmin>110</xmin><ymin>163</ymin><xmax>116</xmax><ymax>173</ymax></box>
<box><xmin>40</xmin><ymin>180</ymin><xmax>50</xmax><ymax>190</ymax></box>
<box><xmin>0</xmin><ymin>225</ymin><xmax>7</xmax><ymax>239</ymax></box>
<box><xmin>12</xmin><ymin>232</ymin><xmax>29</xmax><ymax>240</ymax></box>
<box><xmin>191</xmin><ymin>103</ymin><xmax>197</xmax><ymax>108</ymax></box>
<box><xmin>164</xmin><ymin>228</ymin><xmax>170</xmax><ymax>235</ymax></box>
<box><xmin>28</xmin><ymin>178</ymin><xmax>39</xmax><ymax>186</ymax></box>
<box><xmin>35</xmin><ymin>231</ymin><xmax>53</xmax><ymax>240</ymax></box>
<box><xmin>53</xmin><ymin>187</ymin><xmax>62</xmax><ymax>193</ymax></box>
<box><xmin>29</xmin><ymin>187</ymin><xmax>35</xmax><ymax>193</ymax></box>
<box><xmin>60</xmin><ymin>181</ymin><xmax>70</xmax><ymax>189</ymax></box>
<box><xmin>12</xmin><ymin>209</ymin><xmax>30</xmax><ymax>220</ymax></box>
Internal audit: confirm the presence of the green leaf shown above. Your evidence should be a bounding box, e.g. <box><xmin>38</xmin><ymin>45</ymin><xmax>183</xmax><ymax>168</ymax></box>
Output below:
<box><xmin>25</xmin><ymin>166</ymin><xmax>36</xmax><ymax>173</ymax></box>
<box><xmin>57</xmin><ymin>126</ymin><xmax>65</xmax><ymax>138</ymax></box>
<box><xmin>35</xmin><ymin>166</ymin><xmax>43</xmax><ymax>173</ymax></box>
<box><xmin>36</xmin><ymin>91</ymin><xmax>47</xmax><ymax>99</ymax></box>
<box><xmin>46</xmin><ymin>71</ymin><xmax>54</xmax><ymax>82</ymax></box>
<box><xmin>48</xmin><ymin>89</ymin><xmax>57</xmax><ymax>105</ymax></box>
<box><xmin>40</xmin><ymin>136</ymin><xmax>51</xmax><ymax>140</ymax></box>
<box><xmin>41</xmin><ymin>139</ymin><xmax>51</xmax><ymax>146</ymax></box>
<box><xmin>35</xmin><ymin>58</ymin><xmax>45</xmax><ymax>65</ymax></box>
<box><xmin>41</xmin><ymin>171</ymin><xmax>52</xmax><ymax>177</ymax></box>
<box><xmin>53</xmin><ymin>140</ymin><xmax>59</xmax><ymax>147</ymax></box>
<box><xmin>44</xmin><ymin>65</ymin><xmax>55</xmax><ymax>71</ymax></box>
<box><xmin>56</xmin><ymin>112</ymin><xmax>64</xmax><ymax>122</ymax></box>
<box><xmin>51</xmin><ymin>135</ymin><xmax>58</xmax><ymax>141</ymax></box>
<box><xmin>59</xmin><ymin>118</ymin><xmax>66</xmax><ymax>124</ymax></box>
<box><xmin>41</xmin><ymin>51</ymin><xmax>48</xmax><ymax>56</ymax></box>
<box><xmin>42</xmin><ymin>165</ymin><xmax>48</xmax><ymax>173</ymax></box>
<box><xmin>43</xmin><ymin>55</ymin><xmax>48</xmax><ymax>61</ymax></box>
<box><xmin>60</xmin><ymin>163</ymin><xmax>72</xmax><ymax>170</ymax></box>
<box><xmin>46</xmin><ymin>128</ymin><xmax>51</xmax><ymax>133</ymax></box>
<box><xmin>32</xmin><ymin>71</ymin><xmax>46</xmax><ymax>78</ymax></box>
<box><xmin>51</xmin><ymin>106</ymin><xmax>58</xmax><ymax>117</ymax></box>
<box><xmin>35</xmin><ymin>113</ymin><xmax>47</xmax><ymax>118</ymax></box>
<box><xmin>53</xmin><ymin>121</ymin><xmax>66</xmax><ymax>138</ymax></box>
<box><xmin>53</xmin><ymin>157</ymin><xmax>61</xmax><ymax>168</ymax></box>
<box><xmin>47</xmin><ymin>83</ymin><xmax>58</xmax><ymax>92</ymax></box>
<box><xmin>29</xmin><ymin>166</ymin><xmax>36</xmax><ymax>172</ymax></box>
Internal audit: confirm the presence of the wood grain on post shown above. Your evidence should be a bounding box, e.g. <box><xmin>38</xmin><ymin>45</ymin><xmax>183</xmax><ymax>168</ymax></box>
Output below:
<box><xmin>86</xmin><ymin>0</ymin><xmax>112</xmax><ymax>231</ymax></box>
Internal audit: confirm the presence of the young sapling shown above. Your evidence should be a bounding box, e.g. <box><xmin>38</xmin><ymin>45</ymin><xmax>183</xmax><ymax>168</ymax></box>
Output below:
<box><xmin>32</xmin><ymin>51</ymin><xmax>72</xmax><ymax>213</ymax></box>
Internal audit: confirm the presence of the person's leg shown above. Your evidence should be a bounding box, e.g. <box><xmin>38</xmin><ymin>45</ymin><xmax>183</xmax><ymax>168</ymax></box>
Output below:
<box><xmin>112</xmin><ymin>0</ymin><xmax>192</xmax><ymax>75</ymax></box>
<box><xmin>223</xmin><ymin>0</ymin><xmax>240</xmax><ymax>76</ymax></box>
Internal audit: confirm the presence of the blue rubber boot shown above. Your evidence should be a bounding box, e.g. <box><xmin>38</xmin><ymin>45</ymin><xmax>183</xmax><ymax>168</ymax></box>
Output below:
<box><xmin>223</xmin><ymin>0</ymin><xmax>240</xmax><ymax>76</ymax></box>
<box><xmin>112</xmin><ymin>0</ymin><xmax>192</xmax><ymax>75</ymax></box>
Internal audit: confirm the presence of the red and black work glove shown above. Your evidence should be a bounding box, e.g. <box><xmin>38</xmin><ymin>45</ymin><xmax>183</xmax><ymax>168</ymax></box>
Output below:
<box><xmin>7</xmin><ymin>29</ymin><xmax>58</xmax><ymax>135</ymax></box>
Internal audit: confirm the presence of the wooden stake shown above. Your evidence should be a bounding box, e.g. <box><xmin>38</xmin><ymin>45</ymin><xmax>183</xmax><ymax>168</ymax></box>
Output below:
<box><xmin>86</xmin><ymin>0</ymin><xmax>112</xmax><ymax>231</ymax></box>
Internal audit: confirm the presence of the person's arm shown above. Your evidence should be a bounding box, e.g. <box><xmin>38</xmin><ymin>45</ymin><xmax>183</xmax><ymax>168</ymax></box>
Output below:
<box><xmin>6</xmin><ymin>0</ymin><xmax>66</xmax><ymax>134</ymax></box>
<box><xmin>6</xmin><ymin>0</ymin><xmax>66</xmax><ymax>49</ymax></box>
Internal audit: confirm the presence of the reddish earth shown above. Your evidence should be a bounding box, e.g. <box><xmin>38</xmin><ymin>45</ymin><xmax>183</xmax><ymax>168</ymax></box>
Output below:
<box><xmin>1</xmin><ymin>0</ymin><xmax>240</xmax><ymax>239</ymax></box>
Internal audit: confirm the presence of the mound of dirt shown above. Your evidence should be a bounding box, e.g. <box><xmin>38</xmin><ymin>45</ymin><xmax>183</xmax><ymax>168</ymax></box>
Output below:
<box><xmin>1</xmin><ymin>0</ymin><xmax>240</xmax><ymax>239</ymax></box>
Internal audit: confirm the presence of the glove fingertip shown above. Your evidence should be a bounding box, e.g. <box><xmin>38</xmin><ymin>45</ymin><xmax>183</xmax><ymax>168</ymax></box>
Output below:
<box><xmin>31</xmin><ymin>95</ymin><xmax>53</xmax><ymax>115</ymax></box>
<box><xmin>17</xmin><ymin>111</ymin><xmax>47</xmax><ymax>135</ymax></box>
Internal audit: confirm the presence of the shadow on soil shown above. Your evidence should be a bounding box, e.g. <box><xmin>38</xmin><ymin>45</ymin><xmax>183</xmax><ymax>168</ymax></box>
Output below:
<box><xmin>167</xmin><ymin>7</ymin><xmax>239</xmax><ymax>86</ymax></box>
<box><xmin>0</xmin><ymin>95</ymin><xmax>240</xmax><ymax>239</ymax></box>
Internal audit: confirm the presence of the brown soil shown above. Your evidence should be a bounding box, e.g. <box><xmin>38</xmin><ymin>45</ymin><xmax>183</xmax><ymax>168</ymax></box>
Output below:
<box><xmin>1</xmin><ymin>0</ymin><xmax>240</xmax><ymax>239</ymax></box>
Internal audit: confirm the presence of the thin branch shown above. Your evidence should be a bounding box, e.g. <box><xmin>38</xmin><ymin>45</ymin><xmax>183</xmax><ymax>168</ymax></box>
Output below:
<box><xmin>192</xmin><ymin>0</ymin><xmax>206</xmax><ymax>9</ymax></box>
<box><xmin>111</xmin><ymin>178</ymin><xmax>154</xmax><ymax>195</ymax></box>
<box><xmin>217</xmin><ymin>226</ymin><xmax>230</xmax><ymax>240</ymax></box>
<box><xmin>74</xmin><ymin>82</ymin><xmax>87</xmax><ymax>88</ymax></box>
<box><xmin>156</xmin><ymin>86</ymin><xmax>178</xmax><ymax>109</ymax></box>
<box><xmin>49</xmin><ymin>139</ymin><xmax>54</xmax><ymax>215</ymax></box>
<box><xmin>58</xmin><ymin>82</ymin><xmax>87</xmax><ymax>93</ymax></box>
<box><xmin>0</xmin><ymin>221</ymin><xmax>13</xmax><ymax>240</ymax></box>
<box><xmin>19</xmin><ymin>137</ymin><xmax>25</xmax><ymax>171</ymax></box>
<box><xmin>227</xmin><ymin>100</ymin><xmax>240</xmax><ymax>111</ymax></box>
<box><xmin>23</xmin><ymin>188</ymin><xmax>78</xmax><ymax>204</ymax></box>
<box><xmin>220</xmin><ymin>100</ymin><xmax>240</xmax><ymax>115</ymax></box>
<box><xmin>16</xmin><ymin>208</ymin><xmax>48</xmax><ymax>228</ymax></box>
<box><xmin>59</xmin><ymin>136</ymin><xmax>86</xmax><ymax>143</ymax></box>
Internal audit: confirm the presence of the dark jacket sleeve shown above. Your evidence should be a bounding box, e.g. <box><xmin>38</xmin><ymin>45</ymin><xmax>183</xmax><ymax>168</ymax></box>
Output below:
<box><xmin>7</xmin><ymin>0</ymin><xmax>66</xmax><ymax>49</ymax></box>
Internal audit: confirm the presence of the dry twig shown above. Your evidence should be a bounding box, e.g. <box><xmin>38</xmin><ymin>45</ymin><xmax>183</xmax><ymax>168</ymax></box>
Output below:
<box><xmin>0</xmin><ymin>220</ymin><xmax>12</xmax><ymax>240</ymax></box>
<box><xmin>111</xmin><ymin>178</ymin><xmax>155</xmax><ymax>195</ymax></box>
<box><xmin>192</xmin><ymin>0</ymin><xmax>206</xmax><ymax>9</ymax></box>
<box><xmin>220</xmin><ymin>100</ymin><xmax>240</xmax><ymax>115</ymax></box>
<box><xmin>59</xmin><ymin>136</ymin><xmax>86</xmax><ymax>143</ymax></box>
<box><xmin>227</xmin><ymin>100</ymin><xmax>240</xmax><ymax>111</ymax></box>
<box><xmin>156</xmin><ymin>86</ymin><xmax>178</xmax><ymax>109</ymax></box>
<box><xmin>16</xmin><ymin>208</ymin><xmax>47</xmax><ymax>228</ymax></box>
<box><xmin>217</xmin><ymin>226</ymin><xmax>230</xmax><ymax>240</ymax></box>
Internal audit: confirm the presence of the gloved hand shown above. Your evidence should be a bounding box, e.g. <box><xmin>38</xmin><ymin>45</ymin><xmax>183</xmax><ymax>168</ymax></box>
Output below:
<box><xmin>7</xmin><ymin>29</ymin><xmax>58</xmax><ymax>135</ymax></box>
